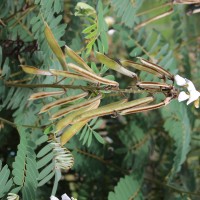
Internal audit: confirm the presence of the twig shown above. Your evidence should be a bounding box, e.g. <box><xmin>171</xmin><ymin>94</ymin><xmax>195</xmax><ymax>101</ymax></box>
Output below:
<box><xmin>144</xmin><ymin>176</ymin><xmax>200</xmax><ymax>197</ymax></box>
<box><xmin>75</xmin><ymin>148</ymin><xmax>128</xmax><ymax>173</ymax></box>
<box><xmin>0</xmin><ymin>117</ymin><xmax>16</xmax><ymax>128</ymax></box>
<box><xmin>135</xmin><ymin>8</ymin><xmax>174</xmax><ymax>31</ymax></box>
<box><xmin>4</xmin><ymin>5</ymin><xmax>36</xmax><ymax>24</ymax></box>
<box><xmin>136</xmin><ymin>2</ymin><xmax>172</xmax><ymax>17</ymax></box>
<box><xmin>128</xmin><ymin>36</ymin><xmax>153</xmax><ymax>60</ymax></box>
<box><xmin>4</xmin><ymin>82</ymin><xmax>144</xmax><ymax>94</ymax></box>
<box><xmin>0</xmin><ymin>117</ymin><xmax>44</xmax><ymax>129</ymax></box>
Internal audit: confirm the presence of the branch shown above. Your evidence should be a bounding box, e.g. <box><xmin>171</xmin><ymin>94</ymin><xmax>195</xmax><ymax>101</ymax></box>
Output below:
<box><xmin>144</xmin><ymin>176</ymin><xmax>200</xmax><ymax>197</ymax></box>
<box><xmin>0</xmin><ymin>117</ymin><xmax>16</xmax><ymax>128</ymax></box>
<box><xmin>75</xmin><ymin>148</ymin><xmax>128</xmax><ymax>173</ymax></box>
<box><xmin>4</xmin><ymin>82</ymin><xmax>144</xmax><ymax>94</ymax></box>
<box><xmin>0</xmin><ymin>117</ymin><xmax>44</xmax><ymax>129</ymax></box>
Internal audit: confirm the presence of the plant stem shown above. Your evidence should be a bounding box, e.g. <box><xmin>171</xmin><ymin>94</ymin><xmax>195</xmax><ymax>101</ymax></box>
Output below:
<box><xmin>136</xmin><ymin>2</ymin><xmax>172</xmax><ymax>17</ymax></box>
<box><xmin>144</xmin><ymin>176</ymin><xmax>200</xmax><ymax>197</ymax></box>
<box><xmin>4</xmin><ymin>5</ymin><xmax>36</xmax><ymax>24</ymax></box>
<box><xmin>0</xmin><ymin>117</ymin><xmax>44</xmax><ymax>129</ymax></box>
<box><xmin>0</xmin><ymin>117</ymin><xmax>16</xmax><ymax>128</ymax></box>
<box><xmin>75</xmin><ymin>148</ymin><xmax>200</xmax><ymax>197</ymax></box>
<box><xmin>4</xmin><ymin>82</ymin><xmax>144</xmax><ymax>94</ymax></box>
<box><xmin>128</xmin><ymin>36</ymin><xmax>153</xmax><ymax>60</ymax></box>
<box><xmin>75</xmin><ymin>148</ymin><xmax>128</xmax><ymax>173</ymax></box>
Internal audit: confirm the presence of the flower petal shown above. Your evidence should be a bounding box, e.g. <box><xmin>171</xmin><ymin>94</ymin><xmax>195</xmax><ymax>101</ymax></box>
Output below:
<box><xmin>186</xmin><ymin>90</ymin><xmax>200</xmax><ymax>105</ymax></box>
<box><xmin>61</xmin><ymin>194</ymin><xmax>71</xmax><ymax>200</ymax></box>
<box><xmin>175</xmin><ymin>75</ymin><xmax>187</xmax><ymax>86</ymax></box>
<box><xmin>185</xmin><ymin>78</ymin><xmax>196</xmax><ymax>92</ymax></box>
<box><xmin>178</xmin><ymin>91</ymin><xmax>189</xmax><ymax>102</ymax></box>
<box><xmin>50</xmin><ymin>196</ymin><xmax>59</xmax><ymax>200</ymax></box>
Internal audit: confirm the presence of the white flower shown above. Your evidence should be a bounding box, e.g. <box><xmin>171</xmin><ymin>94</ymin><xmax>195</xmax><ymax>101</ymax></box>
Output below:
<box><xmin>175</xmin><ymin>74</ymin><xmax>200</xmax><ymax>108</ymax></box>
<box><xmin>108</xmin><ymin>29</ymin><xmax>116</xmax><ymax>36</ymax></box>
<box><xmin>61</xmin><ymin>194</ymin><xmax>71</xmax><ymax>200</ymax></box>
<box><xmin>185</xmin><ymin>78</ymin><xmax>196</xmax><ymax>92</ymax></box>
<box><xmin>187</xmin><ymin>89</ymin><xmax>200</xmax><ymax>106</ymax></box>
<box><xmin>178</xmin><ymin>91</ymin><xmax>189</xmax><ymax>102</ymax></box>
<box><xmin>175</xmin><ymin>75</ymin><xmax>187</xmax><ymax>86</ymax></box>
<box><xmin>50</xmin><ymin>196</ymin><xmax>59</xmax><ymax>200</ymax></box>
<box><xmin>50</xmin><ymin>194</ymin><xmax>77</xmax><ymax>200</ymax></box>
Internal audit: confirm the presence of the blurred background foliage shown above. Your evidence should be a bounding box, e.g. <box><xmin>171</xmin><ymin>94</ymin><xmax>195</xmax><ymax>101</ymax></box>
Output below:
<box><xmin>0</xmin><ymin>0</ymin><xmax>200</xmax><ymax>200</ymax></box>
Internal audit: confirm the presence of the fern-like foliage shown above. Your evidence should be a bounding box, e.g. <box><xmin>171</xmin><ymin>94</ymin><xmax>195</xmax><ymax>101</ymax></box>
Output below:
<box><xmin>162</xmin><ymin>101</ymin><xmax>191</xmax><ymax>182</ymax></box>
<box><xmin>36</xmin><ymin>135</ymin><xmax>54</xmax><ymax>187</ymax></box>
<box><xmin>108</xmin><ymin>175</ymin><xmax>143</xmax><ymax>200</ymax></box>
<box><xmin>75</xmin><ymin>1</ymin><xmax>108</xmax><ymax>55</ymax></box>
<box><xmin>0</xmin><ymin>0</ymin><xmax>12</xmax><ymax>19</ymax></box>
<box><xmin>117</xmin><ymin>122</ymin><xmax>150</xmax><ymax>170</ymax></box>
<box><xmin>1</xmin><ymin>0</ymin><xmax>200</xmax><ymax>199</ymax></box>
<box><xmin>30</xmin><ymin>0</ymin><xmax>66</xmax><ymax>66</ymax></box>
<box><xmin>110</xmin><ymin>0</ymin><xmax>144</xmax><ymax>28</ymax></box>
<box><xmin>67</xmin><ymin>136</ymin><xmax>105</xmax><ymax>178</ymax></box>
<box><xmin>123</xmin><ymin>28</ymin><xmax>178</xmax><ymax>81</ymax></box>
<box><xmin>36</xmin><ymin>134</ymin><xmax>74</xmax><ymax>187</ymax></box>
<box><xmin>12</xmin><ymin>127</ymin><xmax>38</xmax><ymax>200</ymax></box>
<box><xmin>0</xmin><ymin>161</ymin><xmax>13</xmax><ymax>198</ymax></box>
<box><xmin>79</xmin><ymin>118</ymin><xmax>105</xmax><ymax>147</ymax></box>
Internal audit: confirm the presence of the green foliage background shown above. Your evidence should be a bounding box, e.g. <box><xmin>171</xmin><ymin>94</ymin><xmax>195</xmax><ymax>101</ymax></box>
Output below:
<box><xmin>1</xmin><ymin>0</ymin><xmax>200</xmax><ymax>199</ymax></box>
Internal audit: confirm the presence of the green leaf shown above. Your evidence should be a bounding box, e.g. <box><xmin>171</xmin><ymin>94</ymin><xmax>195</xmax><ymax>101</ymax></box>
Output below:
<box><xmin>38</xmin><ymin>170</ymin><xmax>55</xmax><ymax>187</ymax></box>
<box><xmin>36</xmin><ymin>135</ymin><xmax>49</xmax><ymax>146</ymax></box>
<box><xmin>85</xmin><ymin>29</ymin><xmax>98</xmax><ymax>39</ymax></box>
<box><xmin>86</xmin><ymin>37</ymin><xmax>96</xmax><ymax>50</ymax></box>
<box><xmin>100</xmin><ymin>31</ymin><xmax>108</xmax><ymax>53</ymax></box>
<box><xmin>87</xmin><ymin>132</ymin><xmax>93</xmax><ymax>147</ymax></box>
<box><xmin>162</xmin><ymin>101</ymin><xmax>191</xmax><ymax>182</ymax></box>
<box><xmin>93</xmin><ymin>132</ymin><xmax>105</xmax><ymax>144</ymax></box>
<box><xmin>110</xmin><ymin>0</ymin><xmax>143</xmax><ymax>28</ymax></box>
<box><xmin>82</xmin><ymin>24</ymin><xmax>97</xmax><ymax>34</ymax></box>
<box><xmin>0</xmin><ymin>162</ymin><xmax>13</xmax><ymax>198</ymax></box>
<box><xmin>130</xmin><ymin>47</ymin><xmax>142</xmax><ymax>57</ymax></box>
<box><xmin>82</xmin><ymin>130</ymin><xmax>90</xmax><ymax>145</ymax></box>
<box><xmin>37</xmin><ymin>144</ymin><xmax>52</xmax><ymax>158</ymax></box>
<box><xmin>91</xmin><ymin>62</ymin><xmax>100</xmax><ymax>74</ymax></box>
<box><xmin>79</xmin><ymin>125</ymin><xmax>88</xmax><ymax>141</ymax></box>
<box><xmin>108</xmin><ymin>175</ymin><xmax>143</xmax><ymax>200</ymax></box>
<box><xmin>37</xmin><ymin>152</ymin><xmax>54</xmax><ymax>169</ymax></box>
<box><xmin>37</xmin><ymin>162</ymin><xmax>54</xmax><ymax>181</ymax></box>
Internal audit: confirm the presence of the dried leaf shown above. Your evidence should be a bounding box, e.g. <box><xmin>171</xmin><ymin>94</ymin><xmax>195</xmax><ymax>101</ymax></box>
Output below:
<box><xmin>56</xmin><ymin>99</ymin><xmax>101</xmax><ymax>133</ymax></box>
<box><xmin>138</xmin><ymin>57</ymin><xmax>174</xmax><ymax>80</ymax></box>
<box><xmin>39</xmin><ymin>92</ymin><xmax>88</xmax><ymax>113</ymax></box>
<box><xmin>65</xmin><ymin>45</ymin><xmax>94</xmax><ymax>73</ymax></box>
<box><xmin>51</xmin><ymin>94</ymin><xmax>102</xmax><ymax>120</ymax></box>
<box><xmin>44</xmin><ymin>22</ymin><xmax>68</xmax><ymax>70</ymax></box>
<box><xmin>120</xmin><ymin>60</ymin><xmax>163</xmax><ymax>78</ymax></box>
<box><xmin>29</xmin><ymin>90</ymin><xmax>65</xmax><ymax>100</ymax></box>
<box><xmin>68</xmin><ymin>63</ymin><xmax>119</xmax><ymax>86</ymax></box>
<box><xmin>173</xmin><ymin>0</ymin><xmax>200</xmax><ymax>4</ymax></box>
<box><xmin>61</xmin><ymin>120</ymin><xmax>89</xmax><ymax>146</ymax></box>
<box><xmin>120</xmin><ymin>98</ymin><xmax>171</xmax><ymax>115</ymax></box>
<box><xmin>96</xmin><ymin>52</ymin><xmax>137</xmax><ymax>78</ymax></box>
<box><xmin>21</xmin><ymin>65</ymin><xmax>52</xmax><ymax>76</ymax></box>
<box><xmin>49</xmin><ymin>69</ymin><xmax>98</xmax><ymax>83</ymax></box>
<box><xmin>72</xmin><ymin>97</ymin><xmax>154</xmax><ymax>123</ymax></box>
<box><xmin>60</xmin><ymin>100</ymin><xmax>100</xmax><ymax>145</ymax></box>
<box><xmin>137</xmin><ymin>81</ymin><xmax>172</xmax><ymax>90</ymax></box>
